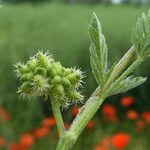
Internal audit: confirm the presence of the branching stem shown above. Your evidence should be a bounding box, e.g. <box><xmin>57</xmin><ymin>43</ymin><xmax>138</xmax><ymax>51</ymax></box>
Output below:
<box><xmin>56</xmin><ymin>46</ymin><xmax>136</xmax><ymax>149</ymax></box>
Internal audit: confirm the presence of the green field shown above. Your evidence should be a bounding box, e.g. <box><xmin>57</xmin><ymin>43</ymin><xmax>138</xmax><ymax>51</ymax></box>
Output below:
<box><xmin>0</xmin><ymin>2</ymin><xmax>150</xmax><ymax>99</ymax></box>
<box><xmin>0</xmin><ymin>2</ymin><xmax>150</xmax><ymax>150</ymax></box>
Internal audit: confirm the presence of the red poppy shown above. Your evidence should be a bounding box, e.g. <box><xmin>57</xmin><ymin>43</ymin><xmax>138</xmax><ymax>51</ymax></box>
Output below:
<box><xmin>0</xmin><ymin>107</ymin><xmax>11</xmax><ymax>121</ymax></box>
<box><xmin>101</xmin><ymin>104</ymin><xmax>117</xmax><ymax>122</ymax></box>
<box><xmin>111</xmin><ymin>132</ymin><xmax>130</xmax><ymax>150</ymax></box>
<box><xmin>71</xmin><ymin>106</ymin><xmax>80</xmax><ymax>116</ymax></box>
<box><xmin>126</xmin><ymin>110</ymin><xmax>138</xmax><ymax>120</ymax></box>
<box><xmin>120</xmin><ymin>96</ymin><xmax>134</xmax><ymax>107</ymax></box>
<box><xmin>142</xmin><ymin>112</ymin><xmax>150</xmax><ymax>124</ymax></box>
<box><xmin>0</xmin><ymin>137</ymin><xmax>5</xmax><ymax>147</ymax></box>
<box><xmin>136</xmin><ymin>120</ymin><xmax>145</xmax><ymax>132</ymax></box>
<box><xmin>42</xmin><ymin>117</ymin><xmax>55</xmax><ymax>127</ymax></box>
<box><xmin>102</xmin><ymin>104</ymin><xmax>116</xmax><ymax>115</ymax></box>
<box><xmin>86</xmin><ymin>120</ymin><xmax>95</xmax><ymax>129</ymax></box>
<box><xmin>94</xmin><ymin>145</ymin><xmax>107</xmax><ymax>150</ymax></box>
<box><xmin>99</xmin><ymin>137</ymin><xmax>111</xmax><ymax>148</ymax></box>
<box><xmin>9</xmin><ymin>143</ymin><xmax>26</xmax><ymax>150</ymax></box>
<box><xmin>34</xmin><ymin>127</ymin><xmax>50</xmax><ymax>139</ymax></box>
<box><xmin>19</xmin><ymin>133</ymin><xmax>34</xmax><ymax>148</ymax></box>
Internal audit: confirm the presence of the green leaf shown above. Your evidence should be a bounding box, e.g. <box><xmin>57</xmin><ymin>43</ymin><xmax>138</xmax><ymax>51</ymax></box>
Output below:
<box><xmin>89</xmin><ymin>13</ymin><xmax>108</xmax><ymax>85</ymax></box>
<box><xmin>131</xmin><ymin>11</ymin><xmax>150</xmax><ymax>57</ymax></box>
<box><xmin>107</xmin><ymin>76</ymin><xmax>147</xmax><ymax>97</ymax></box>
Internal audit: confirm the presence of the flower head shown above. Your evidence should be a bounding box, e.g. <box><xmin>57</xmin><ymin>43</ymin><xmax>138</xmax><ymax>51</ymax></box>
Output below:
<box><xmin>34</xmin><ymin>127</ymin><xmax>50</xmax><ymax>139</ymax></box>
<box><xmin>42</xmin><ymin>117</ymin><xmax>55</xmax><ymax>127</ymax></box>
<box><xmin>111</xmin><ymin>132</ymin><xmax>130</xmax><ymax>150</ymax></box>
<box><xmin>120</xmin><ymin>96</ymin><xmax>134</xmax><ymax>107</ymax></box>
<box><xmin>0</xmin><ymin>137</ymin><xmax>5</xmax><ymax>147</ymax></box>
<box><xmin>126</xmin><ymin>110</ymin><xmax>138</xmax><ymax>120</ymax></box>
<box><xmin>101</xmin><ymin>104</ymin><xmax>117</xmax><ymax>122</ymax></box>
<box><xmin>19</xmin><ymin>133</ymin><xmax>34</xmax><ymax>148</ymax></box>
<box><xmin>15</xmin><ymin>51</ymin><xmax>84</xmax><ymax>106</ymax></box>
<box><xmin>142</xmin><ymin>111</ymin><xmax>150</xmax><ymax>124</ymax></box>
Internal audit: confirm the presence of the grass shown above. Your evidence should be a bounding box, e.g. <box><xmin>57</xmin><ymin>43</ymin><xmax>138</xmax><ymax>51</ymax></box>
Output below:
<box><xmin>0</xmin><ymin>2</ymin><xmax>149</xmax><ymax>99</ymax></box>
<box><xmin>0</xmin><ymin>2</ymin><xmax>150</xmax><ymax>150</ymax></box>
<box><xmin>1</xmin><ymin>99</ymin><xmax>150</xmax><ymax>150</ymax></box>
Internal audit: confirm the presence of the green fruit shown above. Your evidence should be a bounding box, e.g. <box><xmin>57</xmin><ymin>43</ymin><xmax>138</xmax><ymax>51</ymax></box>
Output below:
<box><xmin>20</xmin><ymin>73</ymin><xmax>28</xmax><ymax>82</ymax></box>
<box><xmin>64</xmin><ymin>68</ymin><xmax>72</xmax><ymax>76</ymax></box>
<box><xmin>61</xmin><ymin>77</ymin><xmax>71</xmax><ymax>87</ymax></box>
<box><xmin>54</xmin><ymin>84</ymin><xmax>64</xmax><ymax>96</ymax></box>
<box><xmin>27</xmin><ymin>73</ymin><xmax>34</xmax><ymax>80</ymax></box>
<box><xmin>47</xmin><ymin>67</ymin><xmax>57</xmax><ymax>78</ymax></box>
<box><xmin>34</xmin><ymin>67</ymin><xmax>47</xmax><ymax>76</ymax></box>
<box><xmin>66</xmin><ymin>73</ymin><xmax>79</xmax><ymax>85</ymax></box>
<box><xmin>52</xmin><ymin>75</ymin><xmax>62</xmax><ymax>84</ymax></box>
<box><xmin>68</xmin><ymin>90</ymin><xmax>82</xmax><ymax>100</ymax></box>
<box><xmin>27</xmin><ymin>59</ymin><xmax>37</xmax><ymax>71</ymax></box>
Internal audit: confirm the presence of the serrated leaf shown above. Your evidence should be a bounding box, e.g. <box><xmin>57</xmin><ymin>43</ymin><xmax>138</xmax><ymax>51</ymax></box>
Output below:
<box><xmin>131</xmin><ymin>11</ymin><xmax>150</xmax><ymax>57</ymax></box>
<box><xmin>89</xmin><ymin>13</ymin><xmax>108</xmax><ymax>85</ymax></box>
<box><xmin>107</xmin><ymin>76</ymin><xmax>147</xmax><ymax>97</ymax></box>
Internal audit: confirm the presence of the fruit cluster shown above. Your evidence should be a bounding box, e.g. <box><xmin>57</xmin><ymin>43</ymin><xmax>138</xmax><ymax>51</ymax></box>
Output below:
<box><xmin>15</xmin><ymin>51</ymin><xmax>83</xmax><ymax>106</ymax></box>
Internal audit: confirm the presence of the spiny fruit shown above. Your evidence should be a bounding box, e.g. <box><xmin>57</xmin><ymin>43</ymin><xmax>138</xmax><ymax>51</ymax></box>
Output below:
<box><xmin>15</xmin><ymin>51</ymin><xmax>84</xmax><ymax>107</ymax></box>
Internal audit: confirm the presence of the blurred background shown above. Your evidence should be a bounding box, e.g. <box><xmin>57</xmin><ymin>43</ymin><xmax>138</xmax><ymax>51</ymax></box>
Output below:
<box><xmin>0</xmin><ymin>0</ymin><xmax>150</xmax><ymax>149</ymax></box>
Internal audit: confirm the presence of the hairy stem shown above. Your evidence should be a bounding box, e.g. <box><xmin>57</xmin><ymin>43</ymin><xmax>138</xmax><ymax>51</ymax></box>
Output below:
<box><xmin>56</xmin><ymin>89</ymin><xmax>104</xmax><ymax>149</ymax></box>
<box><xmin>51</xmin><ymin>99</ymin><xmax>65</xmax><ymax>137</ymax></box>
<box><xmin>69</xmin><ymin>97</ymin><xmax>104</xmax><ymax>142</ymax></box>
<box><xmin>103</xmin><ymin>46</ymin><xmax>135</xmax><ymax>91</ymax></box>
<box><xmin>103</xmin><ymin>56</ymin><xmax>144</xmax><ymax>97</ymax></box>
<box><xmin>56</xmin><ymin>46</ymin><xmax>136</xmax><ymax>149</ymax></box>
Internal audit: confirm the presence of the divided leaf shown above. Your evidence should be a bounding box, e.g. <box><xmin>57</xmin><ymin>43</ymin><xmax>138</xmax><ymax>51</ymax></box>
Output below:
<box><xmin>131</xmin><ymin>11</ymin><xmax>150</xmax><ymax>57</ymax></box>
<box><xmin>107</xmin><ymin>76</ymin><xmax>147</xmax><ymax>97</ymax></box>
<box><xmin>89</xmin><ymin>13</ymin><xmax>108</xmax><ymax>85</ymax></box>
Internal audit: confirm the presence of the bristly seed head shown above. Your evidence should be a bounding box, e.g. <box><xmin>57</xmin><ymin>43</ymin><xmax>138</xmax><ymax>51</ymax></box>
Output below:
<box><xmin>15</xmin><ymin>51</ymin><xmax>84</xmax><ymax>107</ymax></box>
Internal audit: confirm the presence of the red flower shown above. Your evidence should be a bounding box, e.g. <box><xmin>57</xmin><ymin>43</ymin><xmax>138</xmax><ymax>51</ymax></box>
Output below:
<box><xmin>136</xmin><ymin>120</ymin><xmax>145</xmax><ymax>132</ymax></box>
<box><xmin>102</xmin><ymin>104</ymin><xmax>116</xmax><ymax>115</ymax></box>
<box><xmin>0</xmin><ymin>107</ymin><xmax>11</xmax><ymax>121</ymax></box>
<box><xmin>86</xmin><ymin>120</ymin><xmax>95</xmax><ymax>129</ymax></box>
<box><xmin>0</xmin><ymin>137</ymin><xmax>5</xmax><ymax>147</ymax></box>
<box><xmin>120</xmin><ymin>96</ymin><xmax>134</xmax><ymax>107</ymax></box>
<box><xmin>9</xmin><ymin>143</ymin><xmax>26</xmax><ymax>150</ymax></box>
<box><xmin>126</xmin><ymin>110</ymin><xmax>138</xmax><ymax>120</ymax></box>
<box><xmin>34</xmin><ymin>127</ymin><xmax>50</xmax><ymax>139</ymax></box>
<box><xmin>111</xmin><ymin>132</ymin><xmax>130</xmax><ymax>150</ymax></box>
<box><xmin>71</xmin><ymin>106</ymin><xmax>79</xmax><ymax>116</ymax></box>
<box><xmin>42</xmin><ymin>117</ymin><xmax>55</xmax><ymax>127</ymax></box>
<box><xmin>94</xmin><ymin>145</ymin><xmax>107</xmax><ymax>150</ymax></box>
<box><xmin>99</xmin><ymin>137</ymin><xmax>111</xmax><ymax>148</ymax></box>
<box><xmin>19</xmin><ymin>133</ymin><xmax>34</xmax><ymax>148</ymax></box>
<box><xmin>101</xmin><ymin>104</ymin><xmax>117</xmax><ymax>122</ymax></box>
<box><xmin>142</xmin><ymin>111</ymin><xmax>150</xmax><ymax>124</ymax></box>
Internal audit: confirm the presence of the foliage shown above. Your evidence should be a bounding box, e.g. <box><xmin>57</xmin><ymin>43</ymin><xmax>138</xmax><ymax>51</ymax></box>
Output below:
<box><xmin>89</xmin><ymin>13</ymin><xmax>108</xmax><ymax>86</ymax></box>
<box><xmin>131</xmin><ymin>11</ymin><xmax>150</xmax><ymax>57</ymax></box>
<box><xmin>13</xmin><ymin>8</ymin><xmax>150</xmax><ymax>149</ymax></box>
<box><xmin>0</xmin><ymin>96</ymin><xmax>150</xmax><ymax>150</ymax></box>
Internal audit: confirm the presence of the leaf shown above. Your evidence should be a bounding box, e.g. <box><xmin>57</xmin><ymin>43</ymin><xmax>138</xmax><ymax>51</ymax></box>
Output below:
<box><xmin>131</xmin><ymin>11</ymin><xmax>150</xmax><ymax>57</ymax></box>
<box><xmin>89</xmin><ymin>13</ymin><xmax>108</xmax><ymax>85</ymax></box>
<box><xmin>107</xmin><ymin>76</ymin><xmax>147</xmax><ymax>97</ymax></box>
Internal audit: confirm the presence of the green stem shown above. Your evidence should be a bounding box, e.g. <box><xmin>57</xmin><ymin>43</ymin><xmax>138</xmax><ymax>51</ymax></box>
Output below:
<box><xmin>51</xmin><ymin>99</ymin><xmax>65</xmax><ymax>137</ymax></box>
<box><xmin>56</xmin><ymin>47</ymin><xmax>136</xmax><ymax>149</ymax></box>
<box><xmin>69</xmin><ymin>96</ymin><xmax>104</xmax><ymax>141</ymax></box>
<box><xmin>56</xmin><ymin>94</ymin><xmax>104</xmax><ymax>150</ymax></box>
<box><xmin>103</xmin><ymin>56</ymin><xmax>144</xmax><ymax>97</ymax></box>
<box><xmin>103</xmin><ymin>46</ymin><xmax>135</xmax><ymax>91</ymax></box>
